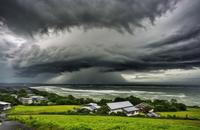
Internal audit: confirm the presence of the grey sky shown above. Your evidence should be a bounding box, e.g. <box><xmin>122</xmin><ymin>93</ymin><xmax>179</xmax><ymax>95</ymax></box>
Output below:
<box><xmin>0</xmin><ymin>0</ymin><xmax>200</xmax><ymax>84</ymax></box>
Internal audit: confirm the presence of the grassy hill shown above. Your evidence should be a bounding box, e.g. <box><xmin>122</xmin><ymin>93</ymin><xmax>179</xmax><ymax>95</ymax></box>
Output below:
<box><xmin>159</xmin><ymin>108</ymin><xmax>200</xmax><ymax>120</ymax></box>
<box><xmin>7</xmin><ymin>105</ymin><xmax>200</xmax><ymax>130</ymax></box>
<box><xmin>9</xmin><ymin>115</ymin><xmax>200</xmax><ymax>130</ymax></box>
<box><xmin>8</xmin><ymin>105</ymin><xmax>80</xmax><ymax>115</ymax></box>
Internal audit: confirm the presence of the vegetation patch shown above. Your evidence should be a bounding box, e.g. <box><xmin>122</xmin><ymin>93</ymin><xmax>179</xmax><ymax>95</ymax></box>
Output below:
<box><xmin>159</xmin><ymin>108</ymin><xmax>200</xmax><ymax>120</ymax></box>
<box><xmin>8</xmin><ymin>115</ymin><xmax>200</xmax><ymax>130</ymax></box>
<box><xmin>8</xmin><ymin>105</ymin><xmax>80</xmax><ymax>115</ymax></box>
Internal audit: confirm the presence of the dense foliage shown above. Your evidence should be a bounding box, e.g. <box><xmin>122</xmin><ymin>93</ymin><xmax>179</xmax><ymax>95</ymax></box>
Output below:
<box><xmin>153</xmin><ymin>99</ymin><xmax>186</xmax><ymax>112</ymax></box>
<box><xmin>17</xmin><ymin>89</ymin><xmax>28</xmax><ymax>98</ymax></box>
<box><xmin>0</xmin><ymin>93</ymin><xmax>21</xmax><ymax>106</ymax></box>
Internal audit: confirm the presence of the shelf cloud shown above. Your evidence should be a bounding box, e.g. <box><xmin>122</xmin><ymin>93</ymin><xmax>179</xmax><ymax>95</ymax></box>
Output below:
<box><xmin>1</xmin><ymin>0</ymin><xmax>200</xmax><ymax>84</ymax></box>
<box><xmin>0</xmin><ymin>0</ymin><xmax>178</xmax><ymax>34</ymax></box>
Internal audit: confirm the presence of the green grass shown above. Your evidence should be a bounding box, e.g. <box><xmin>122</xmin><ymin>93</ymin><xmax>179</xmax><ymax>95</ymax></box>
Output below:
<box><xmin>159</xmin><ymin>108</ymin><xmax>200</xmax><ymax>120</ymax></box>
<box><xmin>8</xmin><ymin>106</ymin><xmax>200</xmax><ymax>130</ymax></box>
<box><xmin>8</xmin><ymin>115</ymin><xmax>200</xmax><ymax>130</ymax></box>
<box><xmin>8</xmin><ymin>105</ymin><xmax>80</xmax><ymax>115</ymax></box>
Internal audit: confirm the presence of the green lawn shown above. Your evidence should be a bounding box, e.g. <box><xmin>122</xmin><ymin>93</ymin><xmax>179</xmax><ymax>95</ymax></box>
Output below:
<box><xmin>8</xmin><ymin>105</ymin><xmax>80</xmax><ymax>115</ymax></box>
<box><xmin>8</xmin><ymin>106</ymin><xmax>200</xmax><ymax>130</ymax></box>
<box><xmin>159</xmin><ymin>108</ymin><xmax>200</xmax><ymax>120</ymax></box>
<box><xmin>8</xmin><ymin>115</ymin><xmax>200</xmax><ymax>130</ymax></box>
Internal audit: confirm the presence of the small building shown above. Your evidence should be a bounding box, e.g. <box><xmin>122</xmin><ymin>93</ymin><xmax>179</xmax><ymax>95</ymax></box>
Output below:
<box><xmin>30</xmin><ymin>96</ymin><xmax>48</xmax><ymax>104</ymax></box>
<box><xmin>81</xmin><ymin>103</ymin><xmax>101</xmax><ymax>112</ymax></box>
<box><xmin>0</xmin><ymin>101</ymin><xmax>11</xmax><ymax>110</ymax></box>
<box><xmin>107</xmin><ymin>101</ymin><xmax>139</xmax><ymax>116</ymax></box>
<box><xmin>19</xmin><ymin>96</ymin><xmax>48</xmax><ymax>104</ymax></box>
<box><xmin>135</xmin><ymin>102</ymin><xmax>154</xmax><ymax>113</ymax></box>
<box><xmin>19</xmin><ymin>97</ymin><xmax>33</xmax><ymax>104</ymax></box>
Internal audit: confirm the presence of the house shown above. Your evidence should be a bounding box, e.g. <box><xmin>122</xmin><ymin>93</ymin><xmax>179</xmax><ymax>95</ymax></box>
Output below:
<box><xmin>19</xmin><ymin>96</ymin><xmax>48</xmax><ymax>104</ymax></box>
<box><xmin>81</xmin><ymin>103</ymin><xmax>101</xmax><ymax>112</ymax></box>
<box><xmin>135</xmin><ymin>102</ymin><xmax>154</xmax><ymax>113</ymax></box>
<box><xmin>19</xmin><ymin>97</ymin><xmax>33</xmax><ymax>104</ymax></box>
<box><xmin>0</xmin><ymin>101</ymin><xmax>11</xmax><ymax>110</ymax></box>
<box><xmin>30</xmin><ymin>96</ymin><xmax>48</xmax><ymax>104</ymax></box>
<box><xmin>107</xmin><ymin>101</ymin><xmax>139</xmax><ymax>116</ymax></box>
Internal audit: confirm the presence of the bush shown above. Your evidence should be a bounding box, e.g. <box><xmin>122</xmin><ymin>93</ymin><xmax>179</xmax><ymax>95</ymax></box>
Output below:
<box><xmin>153</xmin><ymin>99</ymin><xmax>186</xmax><ymax>112</ymax></box>
<box><xmin>76</xmin><ymin>109</ymin><xmax>91</xmax><ymax>115</ymax></box>
<box><xmin>96</xmin><ymin>105</ymin><xmax>109</xmax><ymax>115</ymax></box>
<box><xmin>0</xmin><ymin>93</ymin><xmax>21</xmax><ymax>106</ymax></box>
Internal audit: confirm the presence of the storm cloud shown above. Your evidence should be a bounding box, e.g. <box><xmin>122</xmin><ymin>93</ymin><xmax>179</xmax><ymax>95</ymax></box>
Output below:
<box><xmin>10</xmin><ymin>24</ymin><xmax>200</xmax><ymax>77</ymax></box>
<box><xmin>1</xmin><ymin>0</ymin><xmax>200</xmax><ymax>84</ymax></box>
<box><xmin>0</xmin><ymin>0</ymin><xmax>178</xmax><ymax>35</ymax></box>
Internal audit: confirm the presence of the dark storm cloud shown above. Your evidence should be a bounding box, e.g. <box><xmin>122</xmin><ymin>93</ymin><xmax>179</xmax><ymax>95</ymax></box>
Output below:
<box><xmin>9</xmin><ymin>22</ymin><xmax>200</xmax><ymax>77</ymax></box>
<box><xmin>0</xmin><ymin>41</ymin><xmax>14</xmax><ymax>60</ymax></box>
<box><xmin>0</xmin><ymin>25</ymin><xmax>18</xmax><ymax>61</ymax></box>
<box><xmin>3</xmin><ymin>0</ymin><xmax>200</xmax><ymax>79</ymax></box>
<box><xmin>140</xmin><ymin>26</ymin><xmax>200</xmax><ymax>70</ymax></box>
<box><xmin>147</xmin><ymin>26</ymin><xmax>200</xmax><ymax>48</ymax></box>
<box><xmin>14</xmin><ymin>54</ymin><xmax>200</xmax><ymax>77</ymax></box>
<box><xmin>0</xmin><ymin>0</ymin><xmax>178</xmax><ymax>34</ymax></box>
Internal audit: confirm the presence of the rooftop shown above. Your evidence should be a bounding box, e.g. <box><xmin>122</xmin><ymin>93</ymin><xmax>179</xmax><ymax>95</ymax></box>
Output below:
<box><xmin>0</xmin><ymin>101</ymin><xmax>11</xmax><ymax>105</ymax></box>
<box><xmin>107</xmin><ymin>101</ymin><xmax>133</xmax><ymax>110</ymax></box>
<box><xmin>123</xmin><ymin>106</ymin><xmax>139</xmax><ymax>112</ymax></box>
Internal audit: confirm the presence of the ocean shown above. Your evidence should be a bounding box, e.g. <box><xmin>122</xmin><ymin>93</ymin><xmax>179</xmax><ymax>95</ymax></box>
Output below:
<box><xmin>31</xmin><ymin>85</ymin><xmax>200</xmax><ymax>106</ymax></box>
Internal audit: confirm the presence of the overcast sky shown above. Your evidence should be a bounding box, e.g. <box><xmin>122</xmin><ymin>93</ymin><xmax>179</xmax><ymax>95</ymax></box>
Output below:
<box><xmin>0</xmin><ymin>0</ymin><xmax>200</xmax><ymax>84</ymax></box>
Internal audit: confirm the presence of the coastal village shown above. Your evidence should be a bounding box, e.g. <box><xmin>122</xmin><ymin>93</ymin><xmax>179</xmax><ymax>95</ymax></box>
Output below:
<box><xmin>0</xmin><ymin>89</ymin><xmax>188</xmax><ymax>118</ymax></box>
<box><xmin>0</xmin><ymin>90</ymin><xmax>159</xmax><ymax>118</ymax></box>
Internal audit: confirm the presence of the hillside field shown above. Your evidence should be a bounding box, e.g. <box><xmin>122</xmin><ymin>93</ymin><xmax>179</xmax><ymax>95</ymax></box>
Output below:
<box><xmin>8</xmin><ymin>105</ymin><xmax>200</xmax><ymax>130</ymax></box>
<box><xmin>159</xmin><ymin>108</ymin><xmax>200</xmax><ymax>120</ymax></box>
<box><xmin>8</xmin><ymin>115</ymin><xmax>200</xmax><ymax>130</ymax></box>
<box><xmin>8</xmin><ymin>105</ymin><xmax>80</xmax><ymax>115</ymax></box>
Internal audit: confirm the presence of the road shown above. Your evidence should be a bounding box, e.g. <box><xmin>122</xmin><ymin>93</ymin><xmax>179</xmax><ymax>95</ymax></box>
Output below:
<box><xmin>0</xmin><ymin>121</ymin><xmax>33</xmax><ymax>130</ymax></box>
<box><xmin>0</xmin><ymin>112</ymin><xmax>33</xmax><ymax>130</ymax></box>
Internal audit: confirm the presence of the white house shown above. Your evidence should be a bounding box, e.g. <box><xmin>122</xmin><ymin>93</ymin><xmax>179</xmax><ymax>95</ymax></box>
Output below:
<box><xmin>123</xmin><ymin>106</ymin><xmax>139</xmax><ymax>116</ymax></box>
<box><xmin>19</xmin><ymin>96</ymin><xmax>48</xmax><ymax>104</ymax></box>
<box><xmin>0</xmin><ymin>101</ymin><xmax>11</xmax><ymax>110</ymax></box>
<box><xmin>107</xmin><ymin>101</ymin><xmax>139</xmax><ymax>116</ymax></box>
<box><xmin>81</xmin><ymin>103</ymin><xmax>101</xmax><ymax>112</ymax></box>
<box><xmin>19</xmin><ymin>97</ymin><xmax>33</xmax><ymax>104</ymax></box>
<box><xmin>30</xmin><ymin>96</ymin><xmax>48</xmax><ymax>104</ymax></box>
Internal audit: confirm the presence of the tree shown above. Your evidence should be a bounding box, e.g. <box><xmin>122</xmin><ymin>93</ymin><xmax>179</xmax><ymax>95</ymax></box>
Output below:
<box><xmin>17</xmin><ymin>89</ymin><xmax>28</xmax><ymax>97</ymax></box>
<box><xmin>114</xmin><ymin>97</ymin><xmax>126</xmax><ymax>102</ymax></box>
<box><xmin>170</xmin><ymin>99</ymin><xmax>177</xmax><ymax>104</ymax></box>
<box><xmin>175</xmin><ymin>103</ymin><xmax>187</xmax><ymax>111</ymax></box>
<box><xmin>98</xmin><ymin>99</ymin><xmax>112</xmax><ymax>106</ymax></box>
<box><xmin>126</xmin><ymin>96</ymin><xmax>142</xmax><ymax>105</ymax></box>
<box><xmin>0</xmin><ymin>93</ymin><xmax>21</xmax><ymax>106</ymax></box>
<box><xmin>96</xmin><ymin>105</ymin><xmax>109</xmax><ymax>115</ymax></box>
